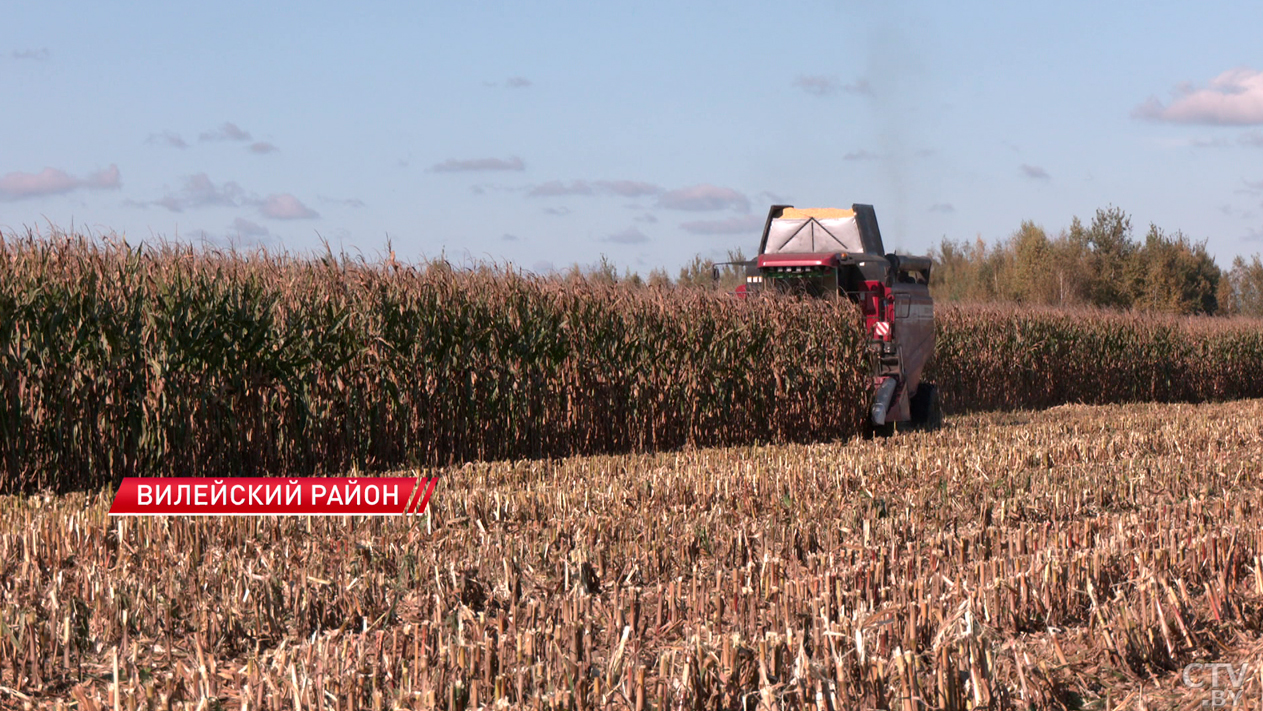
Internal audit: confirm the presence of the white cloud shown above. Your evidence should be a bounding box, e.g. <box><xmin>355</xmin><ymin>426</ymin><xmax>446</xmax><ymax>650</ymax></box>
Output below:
<box><xmin>1134</xmin><ymin>67</ymin><xmax>1263</xmax><ymax>125</ymax></box>
<box><xmin>844</xmin><ymin>150</ymin><xmax>879</xmax><ymax>161</ymax></box>
<box><xmin>231</xmin><ymin>217</ymin><xmax>270</xmax><ymax>238</ymax></box>
<box><xmin>527</xmin><ymin>180</ymin><xmax>593</xmax><ymax>197</ymax></box>
<box><xmin>199</xmin><ymin>122</ymin><xmax>253</xmax><ymax>142</ymax></box>
<box><xmin>248</xmin><ymin>142</ymin><xmax>278</xmax><ymax>154</ymax></box>
<box><xmin>430</xmin><ymin>156</ymin><xmax>525</xmax><ymax>172</ymax></box>
<box><xmin>657</xmin><ymin>184</ymin><xmax>749</xmax><ymax>212</ymax></box>
<box><xmin>843</xmin><ymin>79</ymin><xmax>873</xmax><ymax>96</ymax></box>
<box><xmin>794</xmin><ymin>75</ymin><xmax>837</xmax><ymax>96</ymax></box>
<box><xmin>928</xmin><ymin>203</ymin><xmax>955</xmax><ymax>214</ymax></box>
<box><xmin>318</xmin><ymin>195</ymin><xmax>366</xmax><ymax>208</ymax></box>
<box><xmin>0</xmin><ymin>165</ymin><xmax>120</xmax><ymax>200</ymax></box>
<box><xmin>1189</xmin><ymin>136</ymin><xmax>1230</xmax><ymax>148</ymax></box>
<box><xmin>594</xmin><ymin>180</ymin><xmax>662</xmax><ymax>197</ymax></box>
<box><xmin>1020</xmin><ymin>164</ymin><xmax>1050</xmax><ymax>180</ymax></box>
<box><xmin>505</xmin><ymin>76</ymin><xmax>532</xmax><ymax>88</ymax></box>
<box><xmin>679</xmin><ymin>215</ymin><xmax>764</xmax><ymax>235</ymax></box>
<box><xmin>183</xmin><ymin>174</ymin><xmax>243</xmax><ymax>206</ymax></box>
<box><xmin>11</xmin><ymin>48</ymin><xmax>49</xmax><ymax>61</ymax></box>
<box><xmin>1220</xmin><ymin>203</ymin><xmax>1256</xmax><ymax>220</ymax></box>
<box><xmin>146</xmin><ymin>131</ymin><xmax>188</xmax><ymax>149</ymax></box>
<box><xmin>793</xmin><ymin>75</ymin><xmax>872</xmax><ymax>97</ymax></box>
<box><xmin>602</xmin><ymin>227</ymin><xmax>649</xmax><ymax>244</ymax></box>
<box><xmin>526</xmin><ymin>179</ymin><xmax>663</xmax><ymax>198</ymax></box>
<box><xmin>147</xmin><ymin>173</ymin><xmax>245</xmax><ymax>212</ymax></box>
<box><xmin>260</xmin><ymin>194</ymin><xmax>319</xmax><ymax>220</ymax></box>
<box><xmin>138</xmin><ymin>175</ymin><xmax>317</xmax><ymax>221</ymax></box>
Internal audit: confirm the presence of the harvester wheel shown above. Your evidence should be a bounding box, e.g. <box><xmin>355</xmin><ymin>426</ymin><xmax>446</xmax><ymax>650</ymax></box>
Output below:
<box><xmin>910</xmin><ymin>383</ymin><xmax>942</xmax><ymax>430</ymax></box>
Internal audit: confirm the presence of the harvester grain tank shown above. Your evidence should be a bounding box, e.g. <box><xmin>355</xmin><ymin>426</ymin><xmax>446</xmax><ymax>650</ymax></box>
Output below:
<box><xmin>738</xmin><ymin>204</ymin><xmax>939</xmax><ymax>432</ymax></box>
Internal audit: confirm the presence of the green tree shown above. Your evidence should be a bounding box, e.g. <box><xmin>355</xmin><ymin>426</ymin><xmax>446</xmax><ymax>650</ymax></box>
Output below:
<box><xmin>1219</xmin><ymin>255</ymin><xmax>1263</xmax><ymax>316</ymax></box>
<box><xmin>1011</xmin><ymin>221</ymin><xmax>1056</xmax><ymax>303</ymax></box>
<box><xmin>676</xmin><ymin>255</ymin><xmax>716</xmax><ymax>289</ymax></box>
<box><xmin>715</xmin><ymin>248</ymin><xmax>749</xmax><ymax>291</ymax></box>
<box><xmin>928</xmin><ymin>237</ymin><xmax>977</xmax><ymax>301</ymax></box>
<box><xmin>1132</xmin><ymin>225</ymin><xmax>1220</xmax><ymax>314</ymax></box>
<box><xmin>1079</xmin><ymin>206</ymin><xmax>1138</xmax><ymax>309</ymax></box>
<box><xmin>930</xmin><ymin>236</ymin><xmax>996</xmax><ymax>302</ymax></box>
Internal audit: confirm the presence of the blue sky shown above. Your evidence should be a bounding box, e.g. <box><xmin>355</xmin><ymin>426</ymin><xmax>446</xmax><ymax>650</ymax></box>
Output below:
<box><xmin>3</xmin><ymin>0</ymin><xmax>1263</xmax><ymax>273</ymax></box>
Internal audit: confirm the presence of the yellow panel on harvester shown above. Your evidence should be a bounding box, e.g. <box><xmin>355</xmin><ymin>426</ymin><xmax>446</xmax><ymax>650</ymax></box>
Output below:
<box><xmin>779</xmin><ymin>207</ymin><xmax>856</xmax><ymax>219</ymax></box>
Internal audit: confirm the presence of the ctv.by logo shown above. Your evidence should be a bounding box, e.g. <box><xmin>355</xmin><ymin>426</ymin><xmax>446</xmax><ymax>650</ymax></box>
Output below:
<box><xmin>1183</xmin><ymin>662</ymin><xmax>1258</xmax><ymax>708</ymax></box>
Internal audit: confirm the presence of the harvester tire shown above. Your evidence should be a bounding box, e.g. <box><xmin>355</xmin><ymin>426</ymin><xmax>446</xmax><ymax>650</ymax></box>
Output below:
<box><xmin>910</xmin><ymin>383</ymin><xmax>942</xmax><ymax>430</ymax></box>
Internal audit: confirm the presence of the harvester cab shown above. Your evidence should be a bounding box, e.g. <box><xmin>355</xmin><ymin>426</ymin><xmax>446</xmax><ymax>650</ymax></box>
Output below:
<box><xmin>739</xmin><ymin>204</ymin><xmax>939</xmax><ymax>432</ymax></box>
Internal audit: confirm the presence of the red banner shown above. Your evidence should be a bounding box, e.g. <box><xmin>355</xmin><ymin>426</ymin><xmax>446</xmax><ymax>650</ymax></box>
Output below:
<box><xmin>108</xmin><ymin>477</ymin><xmax>438</xmax><ymax>516</ymax></box>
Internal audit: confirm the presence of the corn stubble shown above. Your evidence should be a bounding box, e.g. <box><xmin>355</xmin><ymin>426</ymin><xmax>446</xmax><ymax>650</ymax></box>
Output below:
<box><xmin>4</xmin><ymin>399</ymin><xmax>1263</xmax><ymax>708</ymax></box>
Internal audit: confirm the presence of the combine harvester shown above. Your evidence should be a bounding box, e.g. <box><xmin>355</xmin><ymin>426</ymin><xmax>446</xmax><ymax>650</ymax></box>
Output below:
<box><xmin>735</xmin><ymin>204</ymin><xmax>939</xmax><ymax>433</ymax></box>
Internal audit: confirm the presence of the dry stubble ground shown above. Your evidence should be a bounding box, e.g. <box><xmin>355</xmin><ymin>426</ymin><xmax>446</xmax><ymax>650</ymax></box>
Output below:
<box><xmin>3</xmin><ymin>399</ymin><xmax>1263</xmax><ymax>709</ymax></box>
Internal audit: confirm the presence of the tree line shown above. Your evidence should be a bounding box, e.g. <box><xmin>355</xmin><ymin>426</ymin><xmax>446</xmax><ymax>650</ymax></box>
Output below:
<box><xmin>929</xmin><ymin>206</ymin><xmax>1263</xmax><ymax>317</ymax></box>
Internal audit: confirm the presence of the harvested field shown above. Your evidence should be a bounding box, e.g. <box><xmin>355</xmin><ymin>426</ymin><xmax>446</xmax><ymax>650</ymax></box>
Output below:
<box><xmin>4</xmin><ymin>399</ymin><xmax>1263</xmax><ymax>709</ymax></box>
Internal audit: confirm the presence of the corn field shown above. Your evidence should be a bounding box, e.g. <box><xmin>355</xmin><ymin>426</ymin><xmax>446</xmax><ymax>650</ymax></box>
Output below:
<box><xmin>3</xmin><ymin>399</ymin><xmax>1263</xmax><ymax>708</ymax></box>
<box><xmin>6</xmin><ymin>233</ymin><xmax>1263</xmax><ymax>495</ymax></box>
<box><xmin>928</xmin><ymin>303</ymin><xmax>1263</xmax><ymax>412</ymax></box>
<box><xmin>0</xmin><ymin>233</ymin><xmax>869</xmax><ymax>494</ymax></box>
